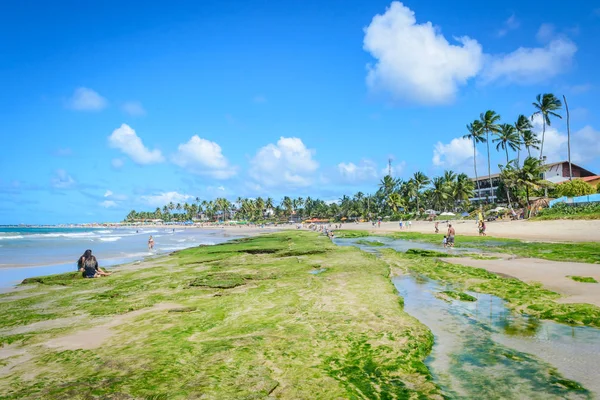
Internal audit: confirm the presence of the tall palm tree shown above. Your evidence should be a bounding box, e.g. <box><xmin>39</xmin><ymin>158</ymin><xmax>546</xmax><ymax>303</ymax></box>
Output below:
<box><xmin>411</xmin><ymin>171</ymin><xmax>430</xmax><ymax>213</ymax></box>
<box><xmin>463</xmin><ymin>120</ymin><xmax>485</xmax><ymax>201</ymax></box>
<box><xmin>442</xmin><ymin>170</ymin><xmax>457</xmax><ymax>184</ymax></box>
<box><xmin>494</xmin><ymin>124</ymin><xmax>521</xmax><ymax>164</ymax></box>
<box><xmin>479</xmin><ymin>110</ymin><xmax>502</xmax><ymax>201</ymax></box>
<box><xmin>532</xmin><ymin>93</ymin><xmax>562</xmax><ymax>161</ymax></box>
<box><xmin>429</xmin><ymin>177</ymin><xmax>449</xmax><ymax>211</ymax></box>
<box><xmin>521</xmin><ymin>130</ymin><xmax>541</xmax><ymax>157</ymax></box>
<box><xmin>453</xmin><ymin>173</ymin><xmax>475</xmax><ymax>208</ymax></box>
<box><xmin>515</xmin><ymin>157</ymin><xmax>547</xmax><ymax>209</ymax></box>
<box><xmin>378</xmin><ymin>175</ymin><xmax>397</xmax><ymax>196</ymax></box>
<box><xmin>514</xmin><ymin>115</ymin><xmax>532</xmax><ymax>167</ymax></box>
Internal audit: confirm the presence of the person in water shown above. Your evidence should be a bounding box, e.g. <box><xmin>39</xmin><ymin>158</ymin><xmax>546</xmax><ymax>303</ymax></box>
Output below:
<box><xmin>148</xmin><ymin>235</ymin><xmax>155</xmax><ymax>250</ymax></box>
<box><xmin>77</xmin><ymin>249</ymin><xmax>111</xmax><ymax>278</ymax></box>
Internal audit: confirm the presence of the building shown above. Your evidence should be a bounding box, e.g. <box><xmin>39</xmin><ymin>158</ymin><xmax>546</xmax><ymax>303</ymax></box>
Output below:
<box><xmin>470</xmin><ymin>161</ymin><xmax>597</xmax><ymax>203</ymax></box>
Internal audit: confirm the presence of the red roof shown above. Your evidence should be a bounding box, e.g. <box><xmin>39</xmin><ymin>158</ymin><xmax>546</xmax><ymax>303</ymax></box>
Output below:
<box><xmin>557</xmin><ymin>176</ymin><xmax>600</xmax><ymax>184</ymax></box>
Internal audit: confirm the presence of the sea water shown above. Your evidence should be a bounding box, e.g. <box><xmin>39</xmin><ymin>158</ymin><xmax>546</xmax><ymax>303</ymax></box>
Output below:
<box><xmin>0</xmin><ymin>226</ymin><xmax>244</xmax><ymax>291</ymax></box>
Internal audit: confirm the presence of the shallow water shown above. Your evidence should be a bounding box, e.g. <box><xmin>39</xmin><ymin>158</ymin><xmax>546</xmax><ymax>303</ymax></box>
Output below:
<box><xmin>333</xmin><ymin>236</ymin><xmax>479</xmax><ymax>254</ymax></box>
<box><xmin>395</xmin><ymin>275</ymin><xmax>599</xmax><ymax>399</ymax></box>
<box><xmin>0</xmin><ymin>227</ymin><xmax>246</xmax><ymax>291</ymax></box>
<box><xmin>337</xmin><ymin>239</ymin><xmax>600</xmax><ymax>399</ymax></box>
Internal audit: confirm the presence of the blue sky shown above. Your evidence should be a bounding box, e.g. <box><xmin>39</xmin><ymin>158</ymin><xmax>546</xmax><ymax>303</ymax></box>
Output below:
<box><xmin>1</xmin><ymin>0</ymin><xmax>599</xmax><ymax>224</ymax></box>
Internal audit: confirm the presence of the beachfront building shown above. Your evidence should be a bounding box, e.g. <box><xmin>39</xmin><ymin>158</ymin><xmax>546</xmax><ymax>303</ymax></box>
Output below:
<box><xmin>469</xmin><ymin>161</ymin><xmax>597</xmax><ymax>203</ymax></box>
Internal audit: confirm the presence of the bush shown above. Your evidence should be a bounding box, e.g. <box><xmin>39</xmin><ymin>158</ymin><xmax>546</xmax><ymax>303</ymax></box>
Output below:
<box><xmin>556</xmin><ymin>179</ymin><xmax>596</xmax><ymax>197</ymax></box>
<box><xmin>536</xmin><ymin>202</ymin><xmax>600</xmax><ymax>219</ymax></box>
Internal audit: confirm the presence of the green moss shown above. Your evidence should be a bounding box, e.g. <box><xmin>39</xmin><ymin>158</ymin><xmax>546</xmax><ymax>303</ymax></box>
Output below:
<box><xmin>405</xmin><ymin>248</ymin><xmax>452</xmax><ymax>257</ymax></box>
<box><xmin>355</xmin><ymin>239</ymin><xmax>386</xmax><ymax>247</ymax></box>
<box><xmin>569</xmin><ymin>276</ymin><xmax>598</xmax><ymax>283</ymax></box>
<box><xmin>21</xmin><ymin>271</ymin><xmax>83</xmax><ymax>285</ymax></box>
<box><xmin>0</xmin><ymin>232</ymin><xmax>442</xmax><ymax>399</ymax></box>
<box><xmin>441</xmin><ymin>290</ymin><xmax>477</xmax><ymax>302</ymax></box>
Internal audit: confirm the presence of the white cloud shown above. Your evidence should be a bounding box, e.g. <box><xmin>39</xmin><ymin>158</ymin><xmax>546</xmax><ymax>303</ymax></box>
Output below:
<box><xmin>121</xmin><ymin>101</ymin><xmax>146</xmax><ymax>116</ymax></box>
<box><xmin>111</xmin><ymin>158</ymin><xmax>124</xmax><ymax>169</ymax></box>
<box><xmin>51</xmin><ymin>169</ymin><xmax>76</xmax><ymax>189</ymax></box>
<box><xmin>498</xmin><ymin>14</ymin><xmax>520</xmax><ymax>37</ymax></box>
<box><xmin>432</xmin><ymin>137</ymin><xmax>475</xmax><ymax>168</ymax></box>
<box><xmin>140</xmin><ymin>191</ymin><xmax>193</xmax><ymax>207</ymax></box>
<box><xmin>68</xmin><ymin>87</ymin><xmax>108</xmax><ymax>111</ymax></box>
<box><xmin>531</xmin><ymin>115</ymin><xmax>600</xmax><ymax>165</ymax></box>
<box><xmin>481</xmin><ymin>38</ymin><xmax>577</xmax><ymax>84</ymax></box>
<box><xmin>104</xmin><ymin>190</ymin><xmax>113</xmax><ymax>197</ymax></box>
<box><xmin>100</xmin><ymin>200</ymin><xmax>117</xmax><ymax>208</ymax></box>
<box><xmin>249</xmin><ymin>137</ymin><xmax>318</xmax><ymax>187</ymax></box>
<box><xmin>108</xmin><ymin>124</ymin><xmax>164</xmax><ymax>165</ymax></box>
<box><xmin>363</xmin><ymin>1</ymin><xmax>483</xmax><ymax>104</ymax></box>
<box><xmin>172</xmin><ymin>135</ymin><xmax>237</xmax><ymax>179</ymax></box>
<box><xmin>338</xmin><ymin>160</ymin><xmax>379</xmax><ymax>182</ymax></box>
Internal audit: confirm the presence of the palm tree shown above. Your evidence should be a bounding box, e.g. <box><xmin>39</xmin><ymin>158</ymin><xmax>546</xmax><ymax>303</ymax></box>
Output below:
<box><xmin>514</xmin><ymin>115</ymin><xmax>532</xmax><ymax>167</ymax></box>
<box><xmin>463</xmin><ymin>120</ymin><xmax>485</xmax><ymax>201</ymax></box>
<box><xmin>443</xmin><ymin>170</ymin><xmax>457</xmax><ymax>184</ymax></box>
<box><xmin>378</xmin><ymin>175</ymin><xmax>397</xmax><ymax>196</ymax></box>
<box><xmin>479</xmin><ymin>110</ymin><xmax>502</xmax><ymax>201</ymax></box>
<box><xmin>429</xmin><ymin>177</ymin><xmax>449</xmax><ymax>211</ymax></box>
<box><xmin>453</xmin><ymin>173</ymin><xmax>475</xmax><ymax>208</ymax></box>
<box><xmin>282</xmin><ymin>196</ymin><xmax>293</xmax><ymax>218</ymax></box>
<box><xmin>522</xmin><ymin>130</ymin><xmax>541</xmax><ymax>157</ymax></box>
<box><xmin>494</xmin><ymin>124</ymin><xmax>521</xmax><ymax>164</ymax></box>
<box><xmin>515</xmin><ymin>157</ymin><xmax>547</xmax><ymax>209</ymax></box>
<box><xmin>532</xmin><ymin>93</ymin><xmax>562</xmax><ymax>161</ymax></box>
<box><xmin>386</xmin><ymin>193</ymin><xmax>403</xmax><ymax>213</ymax></box>
<box><xmin>411</xmin><ymin>171</ymin><xmax>430</xmax><ymax>214</ymax></box>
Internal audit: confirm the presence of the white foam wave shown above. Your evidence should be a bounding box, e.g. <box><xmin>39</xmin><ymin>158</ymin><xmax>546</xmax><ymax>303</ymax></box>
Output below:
<box><xmin>99</xmin><ymin>237</ymin><xmax>122</xmax><ymax>242</ymax></box>
<box><xmin>0</xmin><ymin>235</ymin><xmax>24</xmax><ymax>240</ymax></box>
<box><xmin>95</xmin><ymin>230</ymin><xmax>112</xmax><ymax>234</ymax></box>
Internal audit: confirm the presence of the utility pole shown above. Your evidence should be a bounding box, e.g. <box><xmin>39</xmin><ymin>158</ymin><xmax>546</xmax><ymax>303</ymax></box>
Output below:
<box><xmin>563</xmin><ymin>94</ymin><xmax>573</xmax><ymax>181</ymax></box>
<box><xmin>388</xmin><ymin>158</ymin><xmax>393</xmax><ymax>177</ymax></box>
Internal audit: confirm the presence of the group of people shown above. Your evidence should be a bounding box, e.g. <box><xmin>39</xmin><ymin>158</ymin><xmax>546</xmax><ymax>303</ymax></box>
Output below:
<box><xmin>442</xmin><ymin>224</ymin><xmax>456</xmax><ymax>248</ymax></box>
<box><xmin>398</xmin><ymin>220</ymin><xmax>412</xmax><ymax>230</ymax></box>
<box><xmin>77</xmin><ymin>249</ymin><xmax>112</xmax><ymax>278</ymax></box>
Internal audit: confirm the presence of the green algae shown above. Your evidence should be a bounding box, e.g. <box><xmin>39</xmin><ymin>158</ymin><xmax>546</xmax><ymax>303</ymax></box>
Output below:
<box><xmin>355</xmin><ymin>239</ymin><xmax>386</xmax><ymax>247</ymax></box>
<box><xmin>340</xmin><ymin>229</ymin><xmax>600</xmax><ymax>264</ymax></box>
<box><xmin>381</xmin><ymin>249</ymin><xmax>600</xmax><ymax>328</ymax></box>
<box><xmin>0</xmin><ymin>232</ymin><xmax>442</xmax><ymax>399</ymax></box>
<box><xmin>440</xmin><ymin>290</ymin><xmax>477</xmax><ymax>302</ymax></box>
<box><xmin>569</xmin><ymin>276</ymin><xmax>598</xmax><ymax>283</ymax></box>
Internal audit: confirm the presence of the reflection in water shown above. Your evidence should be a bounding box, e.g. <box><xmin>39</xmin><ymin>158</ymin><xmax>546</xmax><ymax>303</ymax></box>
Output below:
<box><xmin>336</xmin><ymin>238</ymin><xmax>600</xmax><ymax>399</ymax></box>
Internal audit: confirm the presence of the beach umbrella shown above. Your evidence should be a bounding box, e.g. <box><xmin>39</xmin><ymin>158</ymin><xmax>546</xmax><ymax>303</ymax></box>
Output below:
<box><xmin>440</xmin><ymin>212</ymin><xmax>455</xmax><ymax>216</ymax></box>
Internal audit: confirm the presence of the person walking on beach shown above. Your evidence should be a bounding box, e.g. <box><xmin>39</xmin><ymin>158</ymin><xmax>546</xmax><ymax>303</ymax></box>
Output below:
<box><xmin>447</xmin><ymin>224</ymin><xmax>455</xmax><ymax>247</ymax></box>
<box><xmin>434</xmin><ymin>221</ymin><xmax>439</xmax><ymax>234</ymax></box>
<box><xmin>148</xmin><ymin>235</ymin><xmax>155</xmax><ymax>250</ymax></box>
<box><xmin>77</xmin><ymin>249</ymin><xmax>111</xmax><ymax>278</ymax></box>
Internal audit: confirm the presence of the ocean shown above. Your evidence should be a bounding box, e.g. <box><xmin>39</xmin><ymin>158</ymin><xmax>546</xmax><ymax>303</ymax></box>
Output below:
<box><xmin>0</xmin><ymin>226</ymin><xmax>243</xmax><ymax>291</ymax></box>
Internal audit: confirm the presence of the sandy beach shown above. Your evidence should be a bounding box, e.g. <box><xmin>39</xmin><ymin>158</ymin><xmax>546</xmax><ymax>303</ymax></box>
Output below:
<box><xmin>337</xmin><ymin>219</ymin><xmax>600</xmax><ymax>242</ymax></box>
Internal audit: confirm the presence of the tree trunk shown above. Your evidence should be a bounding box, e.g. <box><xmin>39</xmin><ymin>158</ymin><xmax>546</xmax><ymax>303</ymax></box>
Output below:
<box><xmin>486</xmin><ymin>131</ymin><xmax>493</xmax><ymax>202</ymax></box>
<box><xmin>563</xmin><ymin>95</ymin><xmax>572</xmax><ymax>181</ymax></box>
<box><xmin>528</xmin><ymin>147</ymin><xmax>531</xmax><ymax>157</ymax></box>
<box><xmin>539</xmin><ymin>118</ymin><xmax>546</xmax><ymax>161</ymax></box>
<box><xmin>505</xmin><ymin>147</ymin><xmax>509</xmax><ymax>165</ymax></box>
<box><xmin>473</xmin><ymin>142</ymin><xmax>480</xmax><ymax>202</ymax></box>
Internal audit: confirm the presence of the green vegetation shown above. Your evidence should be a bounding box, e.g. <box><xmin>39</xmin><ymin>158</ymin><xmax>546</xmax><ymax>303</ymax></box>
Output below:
<box><xmin>553</xmin><ymin>179</ymin><xmax>597</xmax><ymax>197</ymax></box>
<box><xmin>569</xmin><ymin>276</ymin><xmax>598</xmax><ymax>283</ymax></box>
<box><xmin>0</xmin><ymin>232</ymin><xmax>442</xmax><ymax>399</ymax></box>
<box><xmin>405</xmin><ymin>248</ymin><xmax>453</xmax><ymax>257</ymax></box>
<box><xmin>439</xmin><ymin>290</ymin><xmax>477</xmax><ymax>302</ymax></box>
<box><xmin>535</xmin><ymin>202</ymin><xmax>600</xmax><ymax>220</ymax></box>
<box><xmin>354</xmin><ymin>239</ymin><xmax>385</xmax><ymax>247</ymax></box>
<box><xmin>381</xmin><ymin>249</ymin><xmax>600</xmax><ymax>328</ymax></box>
<box><xmin>340</xmin><ymin>229</ymin><xmax>600</xmax><ymax>264</ymax></box>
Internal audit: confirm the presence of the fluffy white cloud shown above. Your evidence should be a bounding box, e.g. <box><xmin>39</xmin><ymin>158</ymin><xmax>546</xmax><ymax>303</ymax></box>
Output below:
<box><xmin>51</xmin><ymin>169</ymin><xmax>76</xmax><ymax>189</ymax></box>
<box><xmin>121</xmin><ymin>101</ymin><xmax>146</xmax><ymax>116</ymax></box>
<box><xmin>68</xmin><ymin>87</ymin><xmax>107</xmax><ymax>111</ymax></box>
<box><xmin>172</xmin><ymin>135</ymin><xmax>237</xmax><ymax>179</ymax></box>
<box><xmin>100</xmin><ymin>200</ymin><xmax>117</xmax><ymax>208</ymax></box>
<box><xmin>481</xmin><ymin>38</ymin><xmax>577</xmax><ymax>84</ymax></box>
<box><xmin>338</xmin><ymin>160</ymin><xmax>379</xmax><ymax>182</ymax></box>
<box><xmin>249</xmin><ymin>137</ymin><xmax>318</xmax><ymax>187</ymax></box>
<box><xmin>108</xmin><ymin>124</ymin><xmax>164</xmax><ymax>165</ymax></box>
<box><xmin>531</xmin><ymin>115</ymin><xmax>600</xmax><ymax>165</ymax></box>
<box><xmin>140</xmin><ymin>191</ymin><xmax>193</xmax><ymax>207</ymax></box>
<box><xmin>104</xmin><ymin>190</ymin><xmax>113</xmax><ymax>197</ymax></box>
<box><xmin>363</xmin><ymin>1</ymin><xmax>483</xmax><ymax>104</ymax></box>
<box><xmin>432</xmin><ymin>137</ymin><xmax>475</xmax><ymax>168</ymax></box>
<box><xmin>536</xmin><ymin>23</ymin><xmax>555</xmax><ymax>42</ymax></box>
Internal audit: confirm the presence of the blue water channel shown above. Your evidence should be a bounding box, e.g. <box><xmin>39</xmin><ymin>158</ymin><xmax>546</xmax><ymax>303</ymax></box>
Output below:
<box><xmin>335</xmin><ymin>237</ymin><xmax>600</xmax><ymax>399</ymax></box>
